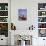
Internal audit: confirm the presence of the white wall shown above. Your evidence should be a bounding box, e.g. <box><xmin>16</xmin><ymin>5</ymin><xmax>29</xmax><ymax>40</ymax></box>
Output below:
<box><xmin>11</xmin><ymin>0</ymin><xmax>38</xmax><ymax>30</ymax></box>
<box><xmin>11</xmin><ymin>0</ymin><xmax>46</xmax><ymax>46</ymax></box>
<box><xmin>11</xmin><ymin>0</ymin><xmax>46</xmax><ymax>30</ymax></box>
<box><xmin>11</xmin><ymin>0</ymin><xmax>38</xmax><ymax>45</ymax></box>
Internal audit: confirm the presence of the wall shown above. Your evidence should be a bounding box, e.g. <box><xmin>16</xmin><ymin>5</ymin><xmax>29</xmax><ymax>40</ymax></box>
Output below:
<box><xmin>11</xmin><ymin>0</ymin><xmax>46</xmax><ymax>46</ymax></box>
<box><xmin>11</xmin><ymin>0</ymin><xmax>38</xmax><ymax>45</ymax></box>
<box><xmin>11</xmin><ymin>0</ymin><xmax>38</xmax><ymax>30</ymax></box>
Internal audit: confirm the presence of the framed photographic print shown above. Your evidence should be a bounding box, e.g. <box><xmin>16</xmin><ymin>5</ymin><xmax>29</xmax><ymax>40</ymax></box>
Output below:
<box><xmin>18</xmin><ymin>9</ymin><xmax>27</xmax><ymax>21</ymax></box>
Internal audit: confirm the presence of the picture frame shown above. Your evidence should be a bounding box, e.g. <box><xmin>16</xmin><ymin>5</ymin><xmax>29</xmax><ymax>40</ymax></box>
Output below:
<box><xmin>18</xmin><ymin>9</ymin><xmax>27</xmax><ymax>21</ymax></box>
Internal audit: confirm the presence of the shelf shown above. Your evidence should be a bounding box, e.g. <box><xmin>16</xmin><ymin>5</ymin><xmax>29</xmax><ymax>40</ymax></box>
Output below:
<box><xmin>38</xmin><ymin>10</ymin><xmax>46</xmax><ymax>11</ymax></box>
<box><xmin>38</xmin><ymin>15</ymin><xmax>46</xmax><ymax>17</ymax></box>
<box><xmin>0</xmin><ymin>22</ymin><xmax>8</xmax><ymax>23</ymax></box>
<box><xmin>0</xmin><ymin>16</ymin><xmax>8</xmax><ymax>17</ymax></box>
<box><xmin>0</xmin><ymin>10</ymin><xmax>8</xmax><ymax>11</ymax></box>
<box><xmin>38</xmin><ymin>37</ymin><xmax>46</xmax><ymax>39</ymax></box>
<box><xmin>38</xmin><ymin>28</ymin><xmax>46</xmax><ymax>29</ymax></box>
<box><xmin>0</xmin><ymin>3</ymin><xmax>8</xmax><ymax>37</ymax></box>
<box><xmin>38</xmin><ymin>22</ymin><xmax>46</xmax><ymax>23</ymax></box>
<box><xmin>38</xmin><ymin>3</ymin><xmax>46</xmax><ymax>37</ymax></box>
